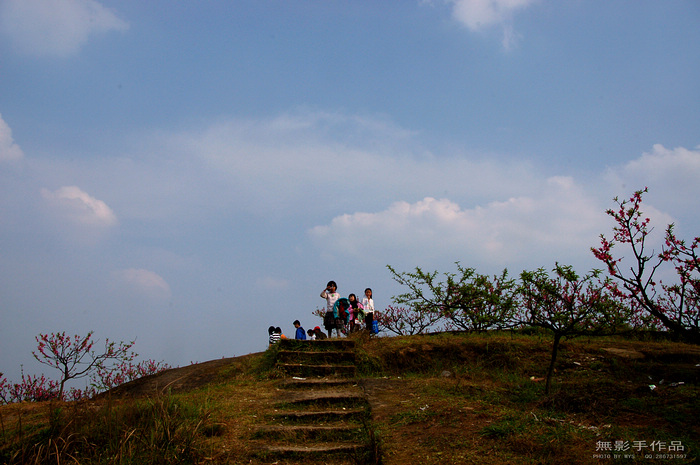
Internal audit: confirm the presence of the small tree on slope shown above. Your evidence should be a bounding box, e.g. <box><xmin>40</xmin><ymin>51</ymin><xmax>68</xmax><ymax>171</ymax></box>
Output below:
<box><xmin>519</xmin><ymin>264</ymin><xmax>630</xmax><ymax>394</ymax></box>
<box><xmin>33</xmin><ymin>331</ymin><xmax>136</xmax><ymax>400</ymax></box>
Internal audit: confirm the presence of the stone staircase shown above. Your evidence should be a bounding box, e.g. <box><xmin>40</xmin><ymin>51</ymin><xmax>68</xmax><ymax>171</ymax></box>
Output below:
<box><xmin>249</xmin><ymin>338</ymin><xmax>378</xmax><ymax>464</ymax></box>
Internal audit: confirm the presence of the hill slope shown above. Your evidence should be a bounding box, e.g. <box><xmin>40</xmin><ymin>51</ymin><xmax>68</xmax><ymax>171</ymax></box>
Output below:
<box><xmin>2</xmin><ymin>331</ymin><xmax>699</xmax><ymax>464</ymax></box>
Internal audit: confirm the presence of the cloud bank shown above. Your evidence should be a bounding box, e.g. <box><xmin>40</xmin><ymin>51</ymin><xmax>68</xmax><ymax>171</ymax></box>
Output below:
<box><xmin>606</xmin><ymin>144</ymin><xmax>700</xmax><ymax>213</ymax></box>
<box><xmin>310</xmin><ymin>176</ymin><xmax>605</xmax><ymax>272</ymax></box>
<box><xmin>150</xmin><ymin>110</ymin><xmax>541</xmax><ymax>221</ymax></box>
<box><xmin>10</xmin><ymin>111</ymin><xmax>696</xmax><ymax>277</ymax></box>
<box><xmin>28</xmin><ymin>111</ymin><xmax>690</xmax><ymax>277</ymax></box>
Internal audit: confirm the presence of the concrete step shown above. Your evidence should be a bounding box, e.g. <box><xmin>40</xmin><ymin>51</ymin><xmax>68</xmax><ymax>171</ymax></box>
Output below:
<box><xmin>270</xmin><ymin>408</ymin><xmax>368</xmax><ymax>423</ymax></box>
<box><xmin>278</xmin><ymin>339</ymin><xmax>356</xmax><ymax>351</ymax></box>
<box><xmin>252</xmin><ymin>424</ymin><xmax>364</xmax><ymax>441</ymax></box>
<box><xmin>277</xmin><ymin>362</ymin><xmax>356</xmax><ymax>378</ymax></box>
<box><xmin>278</xmin><ymin>377</ymin><xmax>358</xmax><ymax>390</ymax></box>
<box><xmin>277</xmin><ymin>349</ymin><xmax>356</xmax><ymax>364</ymax></box>
<box><xmin>247</xmin><ymin>332</ymin><xmax>380</xmax><ymax>464</ymax></box>
<box><xmin>275</xmin><ymin>390</ymin><xmax>366</xmax><ymax>409</ymax></box>
<box><xmin>256</xmin><ymin>442</ymin><xmax>368</xmax><ymax>461</ymax></box>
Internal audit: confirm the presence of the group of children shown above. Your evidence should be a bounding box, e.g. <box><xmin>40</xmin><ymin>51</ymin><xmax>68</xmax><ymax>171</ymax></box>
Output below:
<box><xmin>268</xmin><ymin>320</ymin><xmax>328</xmax><ymax>347</ymax></box>
<box><xmin>320</xmin><ymin>281</ymin><xmax>375</xmax><ymax>338</ymax></box>
<box><xmin>267</xmin><ymin>281</ymin><xmax>376</xmax><ymax>348</ymax></box>
<box><xmin>267</xmin><ymin>326</ymin><xmax>286</xmax><ymax>346</ymax></box>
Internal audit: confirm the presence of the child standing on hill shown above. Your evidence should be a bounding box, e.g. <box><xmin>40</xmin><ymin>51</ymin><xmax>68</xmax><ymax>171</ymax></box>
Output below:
<box><xmin>294</xmin><ymin>320</ymin><xmax>307</xmax><ymax>340</ymax></box>
<box><xmin>313</xmin><ymin>326</ymin><xmax>328</xmax><ymax>340</ymax></box>
<box><xmin>362</xmin><ymin>288</ymin><xmax>375</xmax><ymax>334</ymax></box>
<box><xmin>333</xmin><ymin>298</ymin><xmax>350</xmax><ymax>337</ymax></box>
<box><xmin>348</xmin><ymin>293</ymin><xmax>362</xmax><ymax>332</ymax></box>
<box><xmin>268</xmin><ymin>326</ymin><xmax>281</xmax><ymax>347</ymax></box>
<box><xmin>321</xmin><ymin>281</ymin><xmax>340</xmax><ymax>338</ymax></box>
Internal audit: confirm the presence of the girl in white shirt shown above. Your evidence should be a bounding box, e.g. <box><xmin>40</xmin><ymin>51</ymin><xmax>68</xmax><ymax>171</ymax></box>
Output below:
<box><xmin>362</xmin><ymin>288</ymin><xmax>375</xmax><ymax>333</ymax></box>
<box><xmin>320</xmin><ymin>281</ymin><xmax>340</xmax><ymax>337</ymax></box>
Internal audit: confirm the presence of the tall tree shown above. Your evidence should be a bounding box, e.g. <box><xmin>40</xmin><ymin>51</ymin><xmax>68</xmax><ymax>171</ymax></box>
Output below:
<box><xmin>592</xmin><ymin>188</ymin><xmax>700</xmax><ymax>342</ymax></box>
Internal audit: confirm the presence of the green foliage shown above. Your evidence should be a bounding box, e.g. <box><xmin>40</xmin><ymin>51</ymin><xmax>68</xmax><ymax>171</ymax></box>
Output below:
<box><xmin>387</xmin><ymin>263</ymin><xmax>519</xmax><ymax>333</ymax></box>
<box><xmin>519</xmin><ymin>264</ymin><xmax>631</xmax><ymax>338</ymax></box>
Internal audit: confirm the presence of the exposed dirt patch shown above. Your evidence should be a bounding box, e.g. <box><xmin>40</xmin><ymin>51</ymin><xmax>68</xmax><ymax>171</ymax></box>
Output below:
<box><xmin>600</xmin><ymin>347</ymin><xmax>645</xmax><ymax>359</ymax></box>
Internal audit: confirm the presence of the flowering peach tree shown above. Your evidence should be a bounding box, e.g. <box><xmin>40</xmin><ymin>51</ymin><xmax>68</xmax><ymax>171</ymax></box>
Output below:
<box><xmin>660</xmin><ymin>224</ymin><xmax>700</xmax><ymax>333</ymax></box>
<box><xmin>519</xmin><ymin>264</ymin><xmax>630</xmax><ymax>394</ymax></box>
<box><xmin>375</xmin><ymin>305</ymin><xmax>443</xmax><ymax>336</ymax></box>
<box><xmin>1</xmin><ymin>332</ymin><xmax>171</xmax><ymax>403</ymax></box>
<box><xmin>592</xmin><ymin>188</ymin><xmax>700</xmax><ymax>342</ymax></box>
<box><xmin>0</xmin><ymin>368</ymin><xmax>60</xmax><ymax>403</ymax></box>
<box><xmin>33</xmin><ymin>331</ymin><xmax>139</xmax><ymax>400</ymax></box>
<box><xmin>91</xmin><ymin>358</ymin><xmax>171</xmax><ymax>393</ymax></box>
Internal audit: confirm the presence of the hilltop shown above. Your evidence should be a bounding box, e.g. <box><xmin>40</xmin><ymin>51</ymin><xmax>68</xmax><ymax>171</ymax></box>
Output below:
<box><xmin>1</xmin><ymin>331</ymin><xmax>698</xmax><ymax>464</ymax></box>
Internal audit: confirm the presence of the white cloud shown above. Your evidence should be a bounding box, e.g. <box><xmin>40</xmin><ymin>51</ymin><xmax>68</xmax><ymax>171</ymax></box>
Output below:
<box><xmin>113</xmin><ymin>268</ymin><xmax>172</xmax><ymax>300</ymax></box>
<box><xmin>604</xmin><ymin>144</ymin><xmax>700</xmax><ymax>223</ymax></box>
<box><xmin>0</xmin><ymin>114</ymin><xmax>23</xmax><ymax>161</ymax></box>
<box><xmin>451</xmin><ymin>0</ymin><xmax>536</xmax><ymax>30</ymax></box>
<box><xmin>0</xmin><ymin>0</ymin><xmax>128</xmax><ymax>57</ymax></box>
<box><xmin>41</xmin><ymin>185</ymin><xmax>117</xmax><ymax>226</ymax></box>
<box><xmin>614</xmin><ymin>144</ymin><xmax>700</xmax><ymax>185</ymax></box>
<box><xmin>449</xmin><ymin>0</ymin><xmax>538</xmax><ymax>49</ymax></box>
<box><xmin>310</xmin><ymin>176</ymin><xmax>605</xmax><ymax>273</ymax></box>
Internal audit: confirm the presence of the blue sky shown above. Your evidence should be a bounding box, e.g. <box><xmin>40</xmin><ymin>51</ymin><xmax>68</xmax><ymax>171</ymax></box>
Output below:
<box><xmin>1</xmin><ymin>0</ymin><xmax>699</xmax><ymax>382</ymax></box>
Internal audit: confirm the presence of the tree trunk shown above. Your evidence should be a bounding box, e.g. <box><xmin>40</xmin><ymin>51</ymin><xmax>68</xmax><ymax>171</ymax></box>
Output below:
<box><xmin>545</xmin><ymin>333</ymin><xmax>562</xmax><ymax>395</ymax></box>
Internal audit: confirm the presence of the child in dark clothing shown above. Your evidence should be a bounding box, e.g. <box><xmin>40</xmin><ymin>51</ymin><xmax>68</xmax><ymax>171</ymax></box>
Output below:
<box><xmin>348</xmin><ymin>293</ymin><xmax>362</xmax><ymax>332</ymax></box>
<box><xmin>293</xmin><ymin>320</ymin><xmax>307</xmax><ymax>340</ymax></box>
<box><xmin>332</xmin><ymin>298</ymin><xmax>350</xmax><ymax>337</ymax></box>
<box><xmin>313</xmin><ymin>326</ymin><xmax>328</xmax><ymax>340</ymax></box>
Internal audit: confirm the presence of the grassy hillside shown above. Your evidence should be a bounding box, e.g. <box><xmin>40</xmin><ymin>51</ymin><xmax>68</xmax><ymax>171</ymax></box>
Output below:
<box><xmin>1</xmin><ymin>331</ymin><xmax>698</xmax><ymax>464</ymax></box>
